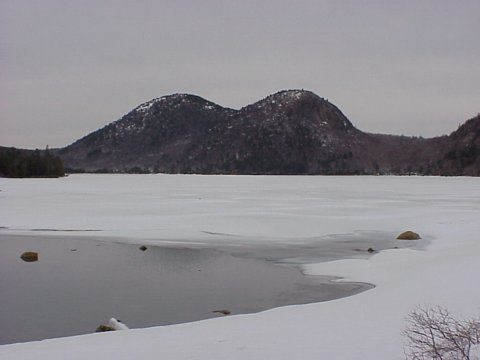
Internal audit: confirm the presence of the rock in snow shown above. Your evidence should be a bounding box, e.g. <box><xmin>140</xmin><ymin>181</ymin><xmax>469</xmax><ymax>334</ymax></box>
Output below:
<box><xmin>20</xmin><ymin>251</ymin><xmax>38</xmax><ymax>262</ymax></box>
<box><xmin>107</xmin><ymin>318</ymin><xmax>129</xmax><ymax>331</ymax></box>
<box><xmin>396</xmin><ymin>231</ymin><xmax>421</xmax><ymax>240</ymax></box>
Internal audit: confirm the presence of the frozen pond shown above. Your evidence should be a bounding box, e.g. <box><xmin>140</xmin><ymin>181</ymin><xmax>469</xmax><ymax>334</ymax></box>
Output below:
<box><xmin>0</xmin><ymin>234</ymin><xmax>372</xmax><ymax>345</ymax></box>
<box><xmin>1</xmin><ymin>175</ymin><xmax>478</xmax><ymax>359</ymax></box>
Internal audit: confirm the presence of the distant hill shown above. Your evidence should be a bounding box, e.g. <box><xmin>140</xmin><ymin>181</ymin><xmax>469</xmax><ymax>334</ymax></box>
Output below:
<box><xmin>52</xmin><ymin>90</ymin><xmax>479</xmax><ymax>175</ymax></box>
<box><xmin>436</xmin><ymin>115</ymin><xmax>480</xmax><ymax>176</ymax></box>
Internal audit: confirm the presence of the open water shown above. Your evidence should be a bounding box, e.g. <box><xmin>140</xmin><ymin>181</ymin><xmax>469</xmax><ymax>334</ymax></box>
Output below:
<box><xmin>0</xmin><ymin>234</ymin><xmax>373</xmax><ymax>345</ymax></box>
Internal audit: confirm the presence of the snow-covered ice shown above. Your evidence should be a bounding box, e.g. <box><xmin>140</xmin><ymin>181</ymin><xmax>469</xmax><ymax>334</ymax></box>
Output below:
<box><xmin>0</xmin><ymin>174</ymin><xmax>479</xmax><ymax>359</ymax></box>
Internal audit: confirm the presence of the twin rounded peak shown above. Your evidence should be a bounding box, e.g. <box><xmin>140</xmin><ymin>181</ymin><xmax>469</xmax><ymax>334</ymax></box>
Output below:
<box><xmin>135</xmin><ymin>89</ymin><xmax>327</xmax><ymax>114</ymax></box>
<box><xmin>253</xmin><ymin>89</ymin><xmax>330</xmax><ymax>107</ymax></box>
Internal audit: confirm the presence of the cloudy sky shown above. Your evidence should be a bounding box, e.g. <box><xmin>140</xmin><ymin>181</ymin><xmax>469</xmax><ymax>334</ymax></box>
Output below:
<box><xmin>1</xmin><ymin>0</ymin><xmax>479</xmax><ymax>149</ymax></box>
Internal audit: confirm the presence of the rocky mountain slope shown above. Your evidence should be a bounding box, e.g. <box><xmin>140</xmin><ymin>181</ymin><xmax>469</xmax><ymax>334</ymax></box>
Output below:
<box><xmin>437</xmin><ymin>115</ymin><xmax>480</xmax><ymax>176</ymax></box>
<box><xmin>57</xmin><ymin>90</ymin><xmax>479</xmax><ymax>175</ymax></box>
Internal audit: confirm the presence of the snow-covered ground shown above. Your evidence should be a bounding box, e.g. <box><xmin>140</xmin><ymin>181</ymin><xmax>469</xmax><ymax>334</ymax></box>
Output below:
<box><xmin>0</xmin><ymin>174</ymin><xmax>479</xmax><ymax>359</ymax></box>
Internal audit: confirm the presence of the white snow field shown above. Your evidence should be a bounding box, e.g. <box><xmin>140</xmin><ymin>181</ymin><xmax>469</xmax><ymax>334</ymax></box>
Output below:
<box><xmin>0</xmin><ymin>174</ymin><xmax>479</xmax><ymax>359</ymax></box>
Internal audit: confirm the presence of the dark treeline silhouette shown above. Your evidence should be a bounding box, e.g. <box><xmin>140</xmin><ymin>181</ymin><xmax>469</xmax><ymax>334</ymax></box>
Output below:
<box><xmin>0</xmin><ymin>147</ymin><xmax>65</xmax><ymax>178</ymax></box>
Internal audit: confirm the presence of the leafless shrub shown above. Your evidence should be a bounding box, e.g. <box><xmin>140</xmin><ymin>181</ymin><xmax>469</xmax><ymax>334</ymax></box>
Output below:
<box><xmin>403</xmin><ymin>306</ymin><xmax>480</xmax><ymax>360</ymax></box>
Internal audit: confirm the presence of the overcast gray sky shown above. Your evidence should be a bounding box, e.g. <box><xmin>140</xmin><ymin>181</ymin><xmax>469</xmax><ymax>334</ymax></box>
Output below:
<box><xmin>1</xmin><ymin>0</ymin><xmax>479</xmax><ymax>149</ymax></box>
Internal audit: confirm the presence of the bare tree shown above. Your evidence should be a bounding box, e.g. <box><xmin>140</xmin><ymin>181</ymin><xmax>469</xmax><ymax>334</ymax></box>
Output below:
<box><xmin>403</xmin><ymin>306</ymin><xmax>480</xmax><ymax>360</ymax></box>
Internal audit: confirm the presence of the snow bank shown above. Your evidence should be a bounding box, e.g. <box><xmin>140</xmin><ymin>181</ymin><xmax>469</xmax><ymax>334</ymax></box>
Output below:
<box><xmin>0</xmin><ymin>175</ymin><xmax>479</xmax><ymax>359</ymax></box>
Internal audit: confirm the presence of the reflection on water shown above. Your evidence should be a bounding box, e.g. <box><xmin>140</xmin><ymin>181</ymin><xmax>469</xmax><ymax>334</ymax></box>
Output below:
<box><xmin>0</xmin><ymin>234</ymin><xmax>370</xmax><ymax>345</ymax></box>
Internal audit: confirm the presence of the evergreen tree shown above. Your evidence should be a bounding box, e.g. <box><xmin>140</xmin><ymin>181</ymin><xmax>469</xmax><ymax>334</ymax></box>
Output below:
<box><xmin>0</xmin><ymin>147</ymin><xmax>65</xmax><ymax>178</ymax></box>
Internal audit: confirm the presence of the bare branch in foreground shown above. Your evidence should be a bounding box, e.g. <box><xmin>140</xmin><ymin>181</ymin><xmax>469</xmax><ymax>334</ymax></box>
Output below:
<box><xmin>403</xmin><ymin>306</ymin><xmax>480</xmax><ymax>360</ymax></box>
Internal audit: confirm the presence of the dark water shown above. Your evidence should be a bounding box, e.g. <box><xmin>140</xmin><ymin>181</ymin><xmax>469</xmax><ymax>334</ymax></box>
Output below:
<box><xmin>0</xmin><ymin>234</ymin><xmax>372</xmax><ymax>345</ymax></box>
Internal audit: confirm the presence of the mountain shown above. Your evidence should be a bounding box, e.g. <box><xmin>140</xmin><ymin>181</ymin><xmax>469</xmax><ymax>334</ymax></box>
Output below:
<box><xmin>57</xmin><ymin>90</ymin><xmax>479</xmax><ymax>175</ymax></box>
<box><xmin>437</xmin><ymin>115</ymin><xmax>480</xmax><ymax>176</ymax></box>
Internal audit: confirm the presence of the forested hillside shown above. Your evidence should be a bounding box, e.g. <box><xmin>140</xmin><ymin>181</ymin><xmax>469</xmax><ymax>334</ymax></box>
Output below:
<box><xmin>0</xmin><ymin>147</ymin><xmax>65</xmax><ymax>178</ymax></box>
